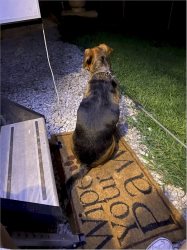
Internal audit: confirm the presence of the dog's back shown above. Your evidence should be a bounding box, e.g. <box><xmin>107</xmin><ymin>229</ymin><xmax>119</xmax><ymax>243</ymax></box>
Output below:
<box><xmin>73</xmin><ymin>77</ymin><xmax>119</xmax><ymax>165</ymax></box>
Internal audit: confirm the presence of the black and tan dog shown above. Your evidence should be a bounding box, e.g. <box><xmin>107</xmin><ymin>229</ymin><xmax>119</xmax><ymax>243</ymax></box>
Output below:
<box><xmin>66</xmin><ymin>44</ymin><xmax>120</xmax><ymax>194</ymax></box>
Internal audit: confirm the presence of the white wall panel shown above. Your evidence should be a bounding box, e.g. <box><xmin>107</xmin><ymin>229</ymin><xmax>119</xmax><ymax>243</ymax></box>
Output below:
<box><xmin>0</xmin><ymin>0</ymin><xmax>41</xmax><ymax>24</ymax></box>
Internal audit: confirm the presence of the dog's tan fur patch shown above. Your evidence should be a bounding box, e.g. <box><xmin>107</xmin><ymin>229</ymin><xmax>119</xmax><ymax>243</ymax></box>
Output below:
<box><xmin>83</xmin><ymin>44</ymin><xmax>113</xmax><ymax>73</ymax></box>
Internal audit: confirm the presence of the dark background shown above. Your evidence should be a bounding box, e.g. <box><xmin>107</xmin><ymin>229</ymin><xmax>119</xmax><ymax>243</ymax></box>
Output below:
<box><xmin>40</xmin><ymin>1</ymin><xmax>186</xmax><ymax>46</ymax></box>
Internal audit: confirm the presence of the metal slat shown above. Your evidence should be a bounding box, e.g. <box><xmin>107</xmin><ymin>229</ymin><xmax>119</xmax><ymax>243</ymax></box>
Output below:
<box><xmin>37</xmin><ymin>119</ymin><xmax>59</xmax><ymax>206</ymax></box>
<box><xmin>6</xmin><ymin>126</ymin><xmax>14</xmax><ymax>198</ymax></box>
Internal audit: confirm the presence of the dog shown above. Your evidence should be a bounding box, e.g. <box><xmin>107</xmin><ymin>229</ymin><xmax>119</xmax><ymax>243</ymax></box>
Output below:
<box><xmin>66</xmin><ymin>44</ymin><xmax>120</xmax><ymax>195</ymax></box>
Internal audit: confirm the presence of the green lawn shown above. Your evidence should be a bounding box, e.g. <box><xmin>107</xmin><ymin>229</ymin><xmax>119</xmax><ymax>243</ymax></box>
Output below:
<box><xmin>72</xmin><ymin>32</ymin><xmax>186</xmax><ymax>190</ymax></box>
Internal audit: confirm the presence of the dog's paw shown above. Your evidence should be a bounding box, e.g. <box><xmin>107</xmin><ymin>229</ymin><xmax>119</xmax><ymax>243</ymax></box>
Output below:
<box><xmin>64</xmin><ymin>155</ymin><xmax>79</xmax><ymax>172</ymax></box>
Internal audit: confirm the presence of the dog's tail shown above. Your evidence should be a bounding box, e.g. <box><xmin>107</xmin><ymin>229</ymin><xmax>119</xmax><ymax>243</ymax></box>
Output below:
<box><xmin>65</xmin><ymin>164</ymin><xmax>91</xmax><ymax>199</ymax></box>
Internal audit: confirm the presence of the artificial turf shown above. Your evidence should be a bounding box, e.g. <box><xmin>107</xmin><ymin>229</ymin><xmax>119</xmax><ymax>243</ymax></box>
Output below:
<box><xmin>73</xmin><ymin>32</ymin><xmax>186</xmax><ymax>190</ymax></box>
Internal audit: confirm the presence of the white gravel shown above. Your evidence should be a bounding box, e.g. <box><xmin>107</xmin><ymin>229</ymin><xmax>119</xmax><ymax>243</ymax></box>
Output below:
<box><xmin>1</xmin><ymin>21</ymin><xmax>186</xmax><ymax>247</ymax></box>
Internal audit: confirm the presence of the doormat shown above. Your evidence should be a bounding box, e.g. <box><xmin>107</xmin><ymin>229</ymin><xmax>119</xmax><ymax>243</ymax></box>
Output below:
<box><xmin>56</xmin><ymin>132</ymin><xmax>186</xmax><ymax>249</ymax></box>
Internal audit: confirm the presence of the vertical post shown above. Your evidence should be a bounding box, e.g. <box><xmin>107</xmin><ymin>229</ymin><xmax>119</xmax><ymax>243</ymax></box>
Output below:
<box><xmin>168</xmin><ymin>0</ymin><xmax>174</xmax><ymax>30</ymax></box>
<box><xmin>122</xmin><ymin>0</ymin><xmax>125</xmax><ymax>19</ymax></box>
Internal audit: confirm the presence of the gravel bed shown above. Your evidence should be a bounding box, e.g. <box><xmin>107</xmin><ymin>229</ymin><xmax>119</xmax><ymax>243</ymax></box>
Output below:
<box><xmin>1</xmin><ymin>21</ymin><xmax>186</xmax><ymax>248</ymax></box>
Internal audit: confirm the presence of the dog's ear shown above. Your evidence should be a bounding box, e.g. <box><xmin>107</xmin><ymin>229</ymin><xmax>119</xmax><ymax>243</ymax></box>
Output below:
<box><xmin>98</xmin><ymin>44</ymin><xmax>113</xmax><ymax>56</ymax></box>
<box><xmin>83</xmin><ymin>48</ymin><xmax>93</xmax><ymax>70</ymax></box>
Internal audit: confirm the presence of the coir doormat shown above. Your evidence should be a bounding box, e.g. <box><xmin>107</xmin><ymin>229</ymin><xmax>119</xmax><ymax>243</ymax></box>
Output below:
<box><xmin>56</xmin><ymin>132</ymin><xmax>185</xmax><ymax>249</ymax></box>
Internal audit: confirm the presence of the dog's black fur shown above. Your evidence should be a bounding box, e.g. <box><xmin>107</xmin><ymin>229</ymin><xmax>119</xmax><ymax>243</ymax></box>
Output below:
<box><xmin>73</xmin><ymin>73</ymin><xmax>119</xmax><ymax>165</ymax></box>
<box><xmin>65</xmin><ymin>44</ymin><xmax>120</xmax><ymax>198</ymax></box>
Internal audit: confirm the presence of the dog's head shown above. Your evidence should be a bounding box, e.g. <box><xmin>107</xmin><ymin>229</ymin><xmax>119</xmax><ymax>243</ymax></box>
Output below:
<box><xmin>83</xmin><ymin>44</ymin><xmax>113</xmax><ymax>73</ymax></box>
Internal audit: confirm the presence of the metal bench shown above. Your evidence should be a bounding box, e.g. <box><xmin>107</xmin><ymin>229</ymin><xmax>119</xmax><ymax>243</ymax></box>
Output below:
<box><xmin>0</xmin><ymin>98</ymin><xmax>85</xmax><ymax>248</ymax></box>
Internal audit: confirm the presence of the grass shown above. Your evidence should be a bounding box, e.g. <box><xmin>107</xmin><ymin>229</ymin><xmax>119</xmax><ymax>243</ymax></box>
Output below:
<box><xmin>72</xmin><ymin>31</ymin><xmax>186</xmax><ymax>190</ymax></box>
